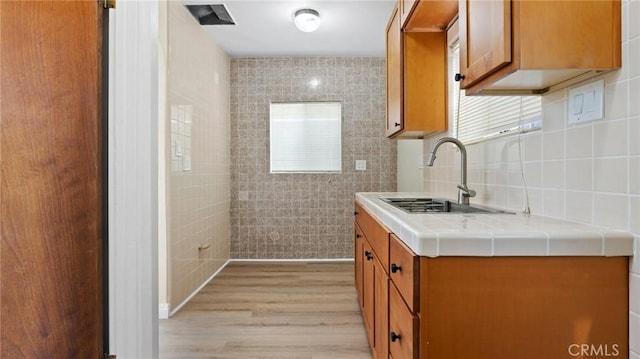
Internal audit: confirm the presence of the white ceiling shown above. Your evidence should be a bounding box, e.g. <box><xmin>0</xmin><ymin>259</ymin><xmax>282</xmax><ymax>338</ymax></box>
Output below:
<box><xmin>183</xmin><ymin>0</ymin><xmax>396</xmax><ymax>57</ymax></box>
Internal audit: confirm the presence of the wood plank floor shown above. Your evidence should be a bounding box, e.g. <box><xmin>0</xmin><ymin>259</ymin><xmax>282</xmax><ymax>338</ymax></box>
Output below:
<box><xmin>159</xmin><ymin>261</ymin><xmax>372</xmax><ymax>359</ymax></box>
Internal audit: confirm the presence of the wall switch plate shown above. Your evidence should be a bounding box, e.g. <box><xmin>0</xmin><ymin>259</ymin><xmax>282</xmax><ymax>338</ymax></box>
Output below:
<box><xmin>568</xmin><ymin>79</ymin><xmax>604</xmax><ymax>125</ymax></box>
<box><xmin>355</xmin><ymin>160</ymin><xmax>366</xmax><ymax>171</ymax></box>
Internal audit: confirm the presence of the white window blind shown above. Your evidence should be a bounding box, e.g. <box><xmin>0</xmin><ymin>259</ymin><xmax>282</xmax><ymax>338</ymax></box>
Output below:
<box><xmin>450</xmin><ymin>44</ymin><xmax>542</xmax><ymax>144</ymax></box>
<box><xmin>270</xmin><ymin>102</ymin><xmax>342</xmax><ymax>173</ymax></box>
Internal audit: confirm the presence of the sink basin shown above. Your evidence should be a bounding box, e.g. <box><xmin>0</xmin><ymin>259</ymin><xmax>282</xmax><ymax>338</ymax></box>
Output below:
<box><xmin>381</xmin><ymin>198</ymin><xmax>514</xmax><ymax>214</ymax></box>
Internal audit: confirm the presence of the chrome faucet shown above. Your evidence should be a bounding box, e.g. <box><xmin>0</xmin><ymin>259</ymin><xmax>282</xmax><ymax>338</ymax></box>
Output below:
<box><xmin>426</xmin><ymin>136</ymin><xmax>476</xmax><ymax>205</ymax></box>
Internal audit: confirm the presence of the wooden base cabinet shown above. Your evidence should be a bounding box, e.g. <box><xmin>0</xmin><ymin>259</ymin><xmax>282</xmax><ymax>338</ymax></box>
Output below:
<box><xmin>355</xmin><ymin>201</ymin><xmax>629</xmax><ymax>359</ymax></box>
<box><xmin>355</xmin><ymin>204</ymin><xmax>390</xmax><ymax>359</ymax></box>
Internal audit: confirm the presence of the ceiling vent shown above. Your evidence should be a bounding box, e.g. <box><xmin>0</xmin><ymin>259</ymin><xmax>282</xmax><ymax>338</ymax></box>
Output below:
<box><xmin>186</xmin><ymin>4</ymin><xmax>236</xmax><ymax>25</ymax></box>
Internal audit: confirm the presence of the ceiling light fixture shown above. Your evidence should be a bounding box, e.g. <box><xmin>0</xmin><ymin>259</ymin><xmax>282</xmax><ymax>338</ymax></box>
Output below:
<box><xmin>294</xmin><ymin>9</ymin><xmax>321</xmax><ymax>33</ymax></box>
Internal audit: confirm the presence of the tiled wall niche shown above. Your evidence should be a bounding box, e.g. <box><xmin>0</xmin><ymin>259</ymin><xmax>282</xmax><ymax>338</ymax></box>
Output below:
<box><xmin>230</xmin><ymin>58</ymin><xmax>396</xmax><ymax>259</ymax></box>
<box><xmin>424</xmin><ymin>0</ymin><xmax>640</xmax><ymax>355</ymax></box>
<box><xmin>165</xmin><ymin>1</ymin><xmax>230</xmax><ymax>311</ymax></box>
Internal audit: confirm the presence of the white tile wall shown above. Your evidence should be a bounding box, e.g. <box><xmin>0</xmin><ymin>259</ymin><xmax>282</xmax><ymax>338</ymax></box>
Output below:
<box><xmin>423</xmin><ymin>1</ymin><xmax>640</xmax><ymax>355</ymax></box>
<box><xmin>165</xmin><ymin>1</ymin><xmax>230</xmax><ymax>311</ymax></box>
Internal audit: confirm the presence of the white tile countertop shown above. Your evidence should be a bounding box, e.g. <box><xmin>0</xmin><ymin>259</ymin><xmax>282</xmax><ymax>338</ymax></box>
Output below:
<box><xmin>356</xmin><ymin>192</ymin><xmax>634</xmax><ymax>257</ymax></box>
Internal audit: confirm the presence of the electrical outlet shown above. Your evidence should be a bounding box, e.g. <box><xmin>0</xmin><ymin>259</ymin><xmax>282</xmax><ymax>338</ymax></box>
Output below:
<box><xmin>355</xmin><ymin>160</ymin><xmax>366</xmax><ymax>171</ymax></box>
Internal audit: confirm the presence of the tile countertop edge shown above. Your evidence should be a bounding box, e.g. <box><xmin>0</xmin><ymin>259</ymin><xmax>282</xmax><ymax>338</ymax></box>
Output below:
<box><xmin>355</xmin><ymin>192</ymin><xmax>635</xmax><ymax>258</ymax></box>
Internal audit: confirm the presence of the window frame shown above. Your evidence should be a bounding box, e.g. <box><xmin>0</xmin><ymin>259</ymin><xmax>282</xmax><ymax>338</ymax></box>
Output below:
<box><xmin>269</xmin><ymin>101</ymin><xmax>343</xmax><ymax>174</ymax></box>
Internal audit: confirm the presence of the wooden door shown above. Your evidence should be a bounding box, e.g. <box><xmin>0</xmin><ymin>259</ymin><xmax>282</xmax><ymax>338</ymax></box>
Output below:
<box><xmin>1</xmin><ymin>1</ymin><xmax>104</xmax><ymax>358</ymax></box>
<box><xmin>458</xmin><ymin>0</ymin><xmax>511</xmax><ymax>88</ymax></box>
<box><xmin>385</xmin><ymin>4</ymin><xmax>403</xmax><ymax>137</ymax></box>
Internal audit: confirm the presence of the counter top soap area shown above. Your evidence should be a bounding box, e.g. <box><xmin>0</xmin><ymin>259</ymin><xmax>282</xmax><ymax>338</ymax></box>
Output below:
<box><xmin>356</xmin><ymin>192</ymin><xmax>634</xmax><ymax>257</ymax></box>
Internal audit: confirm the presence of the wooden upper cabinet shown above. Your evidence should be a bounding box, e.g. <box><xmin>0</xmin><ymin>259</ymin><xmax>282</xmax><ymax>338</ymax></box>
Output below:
<box><xmin>402</xmin><ymin>0</ymin><xmax>458</xmax><ymax>31</ymax></box>
<box><xmin>458</xmin><ymin>0</ymin><xmax>511</xmax><ymax>89</ymax></box>
<box><xmin>458</xmin><ymin>0</ymin><xmax>621</xmax><ymax>95</ymax></box>
<box><xmin>386</xmin><ymin>5</ymin><xmax>403</xmax><ymax>138</ymax></box>
<box><xmin>399</xmin><ymin>0</ymin><xmax>417</xmax><ymax>26</ymax></box>
<box><xmin>385</xmin><ymin>3</ymin><xmax>449</xmax><ymax>139</ymax></box>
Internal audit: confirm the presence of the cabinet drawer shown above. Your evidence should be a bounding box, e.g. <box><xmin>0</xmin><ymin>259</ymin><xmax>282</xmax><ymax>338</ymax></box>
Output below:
<box><xmin>389</xmin><ymin>284</ymin><xmax>419</xmax><ymax>359</ymax></box>
<box><xmin>389</xmin><ymin>234</ymin><xmax>419</xmax><ymax>312</ymax></box>
<box><xmin>355</xmin><ymin>202</ymin><xmax>390</xmax><ymax>272</ymax></box>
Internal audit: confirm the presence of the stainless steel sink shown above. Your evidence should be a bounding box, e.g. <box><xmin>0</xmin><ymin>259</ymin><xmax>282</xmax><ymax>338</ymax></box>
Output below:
<box><xmin>381</xmin><ymin>198</ymin><xmax>514</xmax><ymax>214</ymax></box>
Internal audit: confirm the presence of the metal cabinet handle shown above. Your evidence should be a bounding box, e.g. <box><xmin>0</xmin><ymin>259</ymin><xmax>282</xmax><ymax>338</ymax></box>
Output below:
<box><xmin>391</xmin><ymin>263</ymin><xmax>402</xmax><ymax>273</ymax></box>
<box><xmin>454</xmin><ymin>73</ymin><xmax>465</xmax><ymax>81</ymax></box>
<box><xmin>390</xmin><ymin>332</ymin><xmax>401</xmax><ymax>342</ymax></box>
<box><xmin>365</xmin><ymin>251</ymin><xmax>373</xmax><ymax>261</ymax></box>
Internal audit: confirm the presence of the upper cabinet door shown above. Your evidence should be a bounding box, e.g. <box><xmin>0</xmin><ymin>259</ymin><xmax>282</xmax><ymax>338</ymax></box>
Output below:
<box><xmin>458</xmin><ymin>0</ymin><xmax>511</xmax><ymax>88</ymax></box>
<box><xmin>386</xmin><ymin>4</ymin><xmax>403</xmax><ymax>138</ymax></box>
<box><xmin>400</xmin><ymin>0</ymin><xmax>417</xmax><ymax>26</ymax></box>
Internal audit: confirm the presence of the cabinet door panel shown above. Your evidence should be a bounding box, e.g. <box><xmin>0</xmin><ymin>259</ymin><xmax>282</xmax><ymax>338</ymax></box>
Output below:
<box><xmin>459</xmin><ymin>0</ymin><xmax>511</xmax><ymax>88</ymax></box>
<box><xmin>363</xmin><ymin>240</ymin><xmax>375</xmax><ymax>347</ymax></box>
<box><xmin>386</xmin><ymin>4</ymin><xmax>403</xmax><ymax>137</ymax></box>
<box><xmin>389</xmin><ymin>234</ymin><xmax>419</xmax><ymax>312</ymax></box>
<box><xmin>389</xmin><ymin>284</ymin><xmax>418</xmax><ymax>359</ymax></box>
<box><xmin>374</xmin><ymin>258</ymin><xmax>389</xmax><ymax>359</ymax></box>
<box><xmin>400</xmin><ymin>0</ymin><xmax>417</xmax><ymax>26</ymax></box>
<box><xmin>355</xmin><ymin>224</ymin><xmax>365</xmax><ymax>310</ymax></box>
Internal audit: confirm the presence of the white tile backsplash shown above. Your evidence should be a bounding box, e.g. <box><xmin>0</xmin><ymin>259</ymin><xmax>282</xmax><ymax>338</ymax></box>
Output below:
<box><xmin>542</xmin><ymin>160</ymin><xmax>565</xmax><ymax>189</ymax></box>
<box><xmin>594</xmin><ymin>158</ymin><xmax>628</xmax><ymax>193</ymax></box>
<box><xmin>523</xmin><ymin>132</ymin><xmax>543</xmax><ymax>161</ymax></box>
<box><xmin>565</xmin><ymin>191</ymin><xmax>594</xmax><ymax>224</ymax></box>
<box><xmin>605</xmin><ymin>81</ymin><xmax>629</xmax><ymax>121</ymax></box>
<box><xmin>631</xmin><ymin>197</ymin><xmax>640</xmax><ymax>233</ymax></box>
<box><xmin>631</xmin><ymin>312</ymin><xmax>640</xmax><ymax>353</ymax></box>
<box><xmin>566</xmin><ymin>124</ymin><xmax>593</xmax><ymax>159</ymax></box>
<box><xmin>565</xmin><ymin>159</ymin><xmax>593</xmax><ymax>191</ymax></box>
<box><xmin>594</xmin><ymin>119</ymin><xmax>629</xmax><ymax>157</ymax></box>
<box><xmin>629</xmin><ymin>38</ymin><xmax>640</xmax><ymax>78</ymax></box>
<box><xmin>631</xmin><ymin>117</ymin><xmax>640</xmax><ymax>155</ymax></box>
<box><xmin>542</xmin><ymin>189</ymin><xmax>565</xmax><ymax>219</ymax></box>
<box><xmin>542</xmin><ymin>130</ymin><xmax>565</xmax><ymax>160</ymax></box>
<box><xmin>594</xmin><ymin>193</ymin><xmax>629</xmax><ymax>230</ymax></box>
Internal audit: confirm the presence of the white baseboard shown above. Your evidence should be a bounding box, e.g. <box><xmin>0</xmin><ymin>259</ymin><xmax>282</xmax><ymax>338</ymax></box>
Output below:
<box><xmin>158</xmin><ymin>303</ymin><xmax>170</xmax><ymax>320</ymax></box>
<box><xmin>168</xmin><ymin>259</ymin><xmax>231</xmax><ymax>318</ymax></box>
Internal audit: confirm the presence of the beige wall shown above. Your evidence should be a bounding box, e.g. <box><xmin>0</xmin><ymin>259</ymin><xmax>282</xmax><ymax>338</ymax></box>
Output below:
<box><xmin>164</xmin><ymin>1</ymin><xmax>230</xmax><ymax>312</ymax></box>
<box><xmin>230</xmin><ymin>58</ymin><xmax>396</xmax><ymax>259</ymax></box>
<box><xmin>424</xmin><ymin>0</ymin><xmax>639</xmax><ymax>355</ymax></box>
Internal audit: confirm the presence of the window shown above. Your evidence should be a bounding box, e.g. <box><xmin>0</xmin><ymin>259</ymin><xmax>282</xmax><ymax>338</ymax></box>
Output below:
<box><xmin>270</xmin><ymin>102</ymin><xmax>342</xmax><ymax>173</ymax></box>
<box><xmin>449</xmin><ymin>43</ymin><xmax>542</xmax><ymax>144</ymax></box>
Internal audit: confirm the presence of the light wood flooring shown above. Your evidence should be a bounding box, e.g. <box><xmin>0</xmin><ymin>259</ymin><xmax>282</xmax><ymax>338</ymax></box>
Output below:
<box><xmin>159</xmin><ymin>261</ymin><xmax>372</xmax><ymax>359</ymax></box>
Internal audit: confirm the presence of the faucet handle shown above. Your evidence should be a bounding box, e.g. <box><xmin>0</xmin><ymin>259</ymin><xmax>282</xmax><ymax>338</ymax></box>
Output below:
<box><xmin>457</xmin><ymin>185</ymin><xmax>476</xmax><ymax>198</ymax></box>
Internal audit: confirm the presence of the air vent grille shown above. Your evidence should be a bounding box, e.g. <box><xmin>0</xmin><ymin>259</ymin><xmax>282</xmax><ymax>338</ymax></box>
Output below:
<box><xmin>186</xmin><ymin>4</ymin><xmax>235</xmax><ymax>25</ymax></box>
